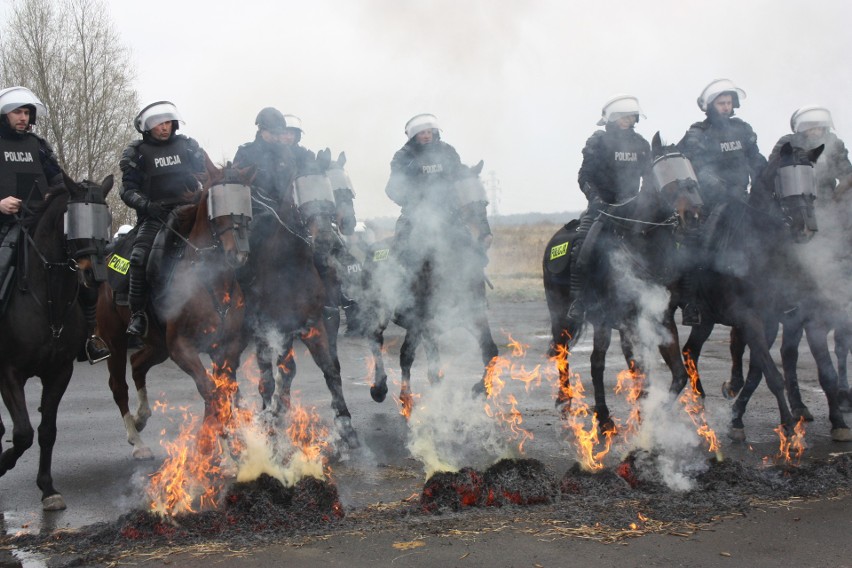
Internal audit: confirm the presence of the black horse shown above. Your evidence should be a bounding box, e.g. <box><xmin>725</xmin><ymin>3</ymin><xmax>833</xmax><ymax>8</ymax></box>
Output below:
<box><xmin>243</xmin><ymin>159</ymin><xmax>359</xmax><ymax>448</ymax></box>
<box><xmin>679</xmin><ymin>142</ymin><xmax>851</xmax><ymax>440</ymax></box>
<box><xmin>366</xmin><ymin>161</ymin><xmax>499</xmax><ymax>411</ymax></box>
<box><xmin>543</xmin><ymin>133</ymin><xmax>703</xmax><ymax>429</ymax></box>
<box><xmin>0</xmin><ymin>174</ymin><xmax>112</xmax><ymax>510</ymax></box>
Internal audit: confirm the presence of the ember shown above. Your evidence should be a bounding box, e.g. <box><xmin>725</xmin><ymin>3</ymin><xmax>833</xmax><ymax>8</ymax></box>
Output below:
<box><xmin>420</xmin><ymin>458</ymin><xmax>558</xmax><ymax>512</ymax></box>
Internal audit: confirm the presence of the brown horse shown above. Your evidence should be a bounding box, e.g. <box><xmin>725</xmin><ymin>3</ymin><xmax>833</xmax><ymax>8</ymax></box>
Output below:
<box><xmin>0</xmin><ymin>174</ymin><xmax>113</xmax><ymax>510</ymax></box>
<box><xmin>97</xmin><ymin>165</ymin><xmax>254</xmax><ymax>459</ymax></box>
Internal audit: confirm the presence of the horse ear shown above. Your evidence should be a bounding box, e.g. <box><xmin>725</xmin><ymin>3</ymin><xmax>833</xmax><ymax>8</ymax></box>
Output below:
<box><xmin>652</xmin><ymin>132</ymin><xmax>662</xmax><ymax>155</ymax></box>
<box><xmin>472</xmin><ymin>160</ymin><xmax>484</xmax><ymax>175</ymax></box>
<box><xmin>808</xmin><ymin>144</ymin><xmax>825</xmax><ymax>164</ymax></box>
<box><xmin>337</xmin><ymin>152</ymin><xmax>346</xmax><ymax>167</ymax></box>
<box><xmin>780</xmin><ymin>142</ymin><xmax>794</xmax><ymax>157</ymax></box>
<box><xmin>101</xmin><ymin>174</ymin><xmax>114</xmax><ymax>196</ymax></box>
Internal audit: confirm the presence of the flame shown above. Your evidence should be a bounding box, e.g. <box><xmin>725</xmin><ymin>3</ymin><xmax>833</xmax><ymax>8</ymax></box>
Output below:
<box><xmin>614</xmin><ymin>361</ymin><xmax>645</xmax><ymax>440</ymax></box>
<box><xmin>773</xmin><ymin>417</ymin><xmax>807</xmax><ymax>465</ymax></box>
<box><xmin>481</xmin><ymin>354</ymin><xmax>535</xmax><ymax>453</ymax></box>
<box><xmin>548</xmin><ymin>345</ymin><xmax>613</xmax><ymax>471</ymax></box>
<box><xmin>393</xmin><ymin>384</ymin><xmax>420</xmax><ymax>420</ymax></box>
<box><xmin>680</xmin><ymin>352</ymin><xmax>721</xmax><ymax>458</ymax></box>
<box><xmin>302</xmin><ymin>326</ymin><xmax>321</xmax><ymax>340</ymax></box>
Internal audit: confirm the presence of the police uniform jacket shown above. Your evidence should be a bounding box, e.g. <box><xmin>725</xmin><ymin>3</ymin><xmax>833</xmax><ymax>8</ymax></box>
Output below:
<box><xmin>677</xmin><ymin>115</ymin><xmax>767</xmax><ymax>204</ymax></box>
<box><xmin>577</xmin><ymin>124</ymin><xmax>651</xmax><ymax>204</ymax></box>
<box><xmin>771</xmin><ymin>132</ymin><xmax>852</xmax><ymax>202</ymax></box>
<box><xmin>385</xmin><ymin>139</ymin><xmax>462</xmax><ymax>216</ymax></box>
<box><xmin>233</xmin><ymin>134</ymin><xmax>316</xmax><ymax>207</ymax></box>
<box><xmin>119</xmin><ymin>133</ymin><xmax>206</xmax><ymax>218</ymax></box>
<box><xmin>0</xmin><ymin>122</ymin><xmax>63</xmax><ymax>224</ymax></box>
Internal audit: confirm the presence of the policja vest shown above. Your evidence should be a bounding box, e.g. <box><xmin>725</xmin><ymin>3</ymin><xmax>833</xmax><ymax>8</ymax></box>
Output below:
<box><xmin>137</xmin><ymin>137</ymin><xmax>198</xmax><ymax>203</ymax></box>
<box><xmin>0</xmin><ymin>134</ymin><xmax>48</xmax><ymax>223</ymax></box>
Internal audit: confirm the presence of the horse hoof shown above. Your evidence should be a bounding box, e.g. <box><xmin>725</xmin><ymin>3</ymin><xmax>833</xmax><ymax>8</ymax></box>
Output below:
<box><xmin>42</xmin><ymin>494</ymin><xmax>66</xmax><ymax>511</ymax></box>
<box><xmin>370</xmin><ymin>383</ymin><xmax>388</xmax><ymax>403</ymax></box>
<box><xmin>727</xmin><ymin>427</ymin><xmax>746</xmax><ymax>442</ymax></box>
<box><xmin>471</xmin><ymin>380</ymin><xmax>487</xmax><ymax>397</ymax></box>
<box><xmin>792</xmin><ymin>406</ymin><xmax>815</xmax><ymax>422</ymax></box>
<box><xmin>831</xmin><ymin>428</ymin><xmax>852</xmax><ymax>442</ymax></box>
<box><xmin>335</xmin><ymin>416</ymin><xmax>360</xmax><ymax>450</ymax></box>
<box><xmin>132</xmin><ymin>446</ymin><xmax>155</xmax><ymax>460</ymax></box>
<box><xmin>721</xmin><ymin>381</ymin><xmax>740</xmax><ymax>400</ymax></box>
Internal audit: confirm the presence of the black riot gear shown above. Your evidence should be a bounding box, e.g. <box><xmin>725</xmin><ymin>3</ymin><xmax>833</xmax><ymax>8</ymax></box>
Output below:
<box><xmin>255</xmin><ymin>107</ymin><xmax>287</xmax><ymax>133</ymax></box>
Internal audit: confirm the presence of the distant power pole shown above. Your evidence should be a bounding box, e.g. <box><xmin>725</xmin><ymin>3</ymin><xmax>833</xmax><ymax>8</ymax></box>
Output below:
<box><xmin>484</xmin><ymin>170</ymin><xmax>502</xmax><ymax>218</ymax></box>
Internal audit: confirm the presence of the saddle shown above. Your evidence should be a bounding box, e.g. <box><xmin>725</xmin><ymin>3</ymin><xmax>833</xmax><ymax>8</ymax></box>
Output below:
<box><xmin>105</xmin><ymin>213</ymin><xmax>189</xmax><ymax>308</ymax></box>
<box><xmin>543</xmin><ymin>219</ymin><xmax>580</xmax><ymax>285</ymax></box>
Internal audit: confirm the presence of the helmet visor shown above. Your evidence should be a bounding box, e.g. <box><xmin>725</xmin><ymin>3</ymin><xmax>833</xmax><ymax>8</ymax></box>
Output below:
<box><xmin>775</xmin><ymin>165</ymin><xmax>816</xmax><ymax>198</ymax></box>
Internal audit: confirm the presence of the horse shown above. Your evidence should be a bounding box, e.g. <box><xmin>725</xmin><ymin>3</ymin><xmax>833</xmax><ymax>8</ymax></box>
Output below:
<box><xmin>0</xmin><ymin>173</ymin><xmax>113</xmax><ymax>510</ymax></box>
<box><xmin>365</xmin><ymin>161</ymin><xmax>499</xmax><ymax>410</ymax></box>
<box><xmin>97</xmin><ymin>164</ymin><xmax>254</xmax><ymax>459</ymax></box>
<box><xmin>678</xmin><ymin>142</ymin><xmax>851</xmax><ymax>440</ymax></box>
<box><xmin>542</xmin><ymin>133</ymin><xmax>703</xmax><ymax>429</ymax></box>
<box><xmin>244</xmin><ymin>159</ymin><xmax>359</xmax><ymax>449</ymax></box>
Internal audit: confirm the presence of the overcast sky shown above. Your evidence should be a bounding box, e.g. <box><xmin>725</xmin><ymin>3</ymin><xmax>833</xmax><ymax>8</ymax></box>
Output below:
<box><xmin>13</xmin><ymin>0</ymin><xmax>852</xmax><ymax>219</ymax></box>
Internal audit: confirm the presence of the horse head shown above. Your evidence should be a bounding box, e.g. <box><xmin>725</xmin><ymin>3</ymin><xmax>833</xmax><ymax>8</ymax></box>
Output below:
<box><xmin>650</xmin><ymin>132</ymin><xmax>703</xmax><ymax>232</ymax></box>
<box><xmin>202</xmin><ymin>163</ymin><xmax>255</xmax><ymax>268</ymax></box>
<box><xmin>295</xmin><ymin>149</ymin><xmax>338</xmax><ymax>254</ymax></box>
<box><xmin>327</xmin><ymin>151</ymin><xmax>357</xmax><ymax>236</ymax></box>
<box><xmin>454</xmin><ymin>160</ymin><xmax>492</xmax><ymax>250</ymax></box>
<box><xmin>754</xmin><ymin>141</ymin><xmax>822</xmax><ymax>244</ymax></box>
<box><xmin>63</xmin><ymin>173</ymin><xmax>113</xmax><ymax>288</ymax></box>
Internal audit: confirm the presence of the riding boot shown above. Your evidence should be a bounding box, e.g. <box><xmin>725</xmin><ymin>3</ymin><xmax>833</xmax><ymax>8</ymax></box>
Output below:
<box><xmin>126</xmin><ymin>264</ymin><xmax>149</xmax><ymax>337</ymax></box>
<box><xmin>78</xmin><ymin>285</ymin><xmax>110</xmax><ymax>364</ymax></box>
<box><xmin>567</xmin><ymin>213</ymin><xmax>594</xmax><ymax>321</ymax></box>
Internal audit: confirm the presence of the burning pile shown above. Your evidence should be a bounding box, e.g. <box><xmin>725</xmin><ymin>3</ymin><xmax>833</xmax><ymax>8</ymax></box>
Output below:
<box><xmin>118</xmin><ymin>474</ymin><xmax>344</xmax><ymax>542</ymax></box>
<box><xmin>420</xmin><ymin>458</ymin><xmax>559</xmax><ymax>512</ymax></box>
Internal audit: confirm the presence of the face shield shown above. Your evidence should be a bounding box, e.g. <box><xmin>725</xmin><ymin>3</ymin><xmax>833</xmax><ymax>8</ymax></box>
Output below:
<box><xmin>775</xmin><ymin>165</ymin><xmax>817</xmax><ymax>199</ymax></box>
<box><xmin>791</xmin><ymin>106</ymin><xmax>834</xmax><ymax>133</ymax></box>
<box><xmin>405</xmin><ymin>113</ymin><xmax>440</xmax><ymax>139</ymax></box>
<box><xmin>597</xmin><ymin>95</ymin><xmax>645</xmax><ymax>126</ymax></box>
<box><xmin>697</xmin><ymin>79</ymin><xmax>746</xmax><ymax>112</ymax></box>
<box><xmin>0</xmin><ymin>86</ymin><xmax>47</xmax><ymax>124</ymax></box>
<box><xmin>208</xmin><ymin>182</ymin><xmax>253</xmax><ymax>255</ymax></box>
<box><xmin>64</xmin><ymin>200</ymin><xmax>112</xmax><ymax>282</ymax></box>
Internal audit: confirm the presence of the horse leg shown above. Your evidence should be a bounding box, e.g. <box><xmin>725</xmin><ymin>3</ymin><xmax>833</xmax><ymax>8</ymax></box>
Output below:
<box><xmin>33</xmin><ymin>363</ymin><xmax>74</xmax><ymax>510</ymax></box>
<box><xmin>368</xmin><ymin>317</ymin><xmax>391</xmax><ymax>403</ymax></box>
<box><xmin>323</xmin><ymin>306</ymin><xmax>342</xmax><ymax>373</ymax></box>
<box><xmin>400</xmin><ymin>325</ymin><xmax>422</xmax><ymax>400</ymax></box>
<box><xmin>590</xmin><ymin>326</ymin><xmax>614</xmax><ymax>433</ymax></box>
<box><xmin>835</xmin><ymin>323</ymin><xmax>852</xmax><ymax>410</ymax></box>
<box><xmin>780</xmin><ymin>317</ymin><xmax>813</xmax><ymax>421</ymax></box>
<box><xmin>678</xmin><ymin>322</ymin><xmax>714</xmax><ymax>394</ymax></box>
<box><xmin>803</xmin><ymin>321</ymin><xmax>851</xmax><ymax>441</ymax></box>
<box><xmin>727</xmin><ymin>326</ymin><xmax>746</xmax><ymax>399</ymax></box>
<box><xmin>730</xmin><ymin>312</ymin><xmax>795</xmax><ymax>440</ymax></box>
<box><xmin>471</xmin><ymin>315</ymin><xmax>500</xmax><ymax>394</ymax></box>
<box><xmin>124</xmin><ymin>343</ymin><xmax>168</xmax><ymax>459</ymax></box>
<box><xmin>0</xmin><ymin>371</ymin><xmax>36</xmax><ymax>483</ymax></box>
<box><xmin>301</xmin><ymin>325</ymin><xmax>359</xmax><ymax>449</ymax></box>
<box><xmin>423</xmin><ymin>328</ymin><xmax>443</xmax><ymax>385</ymax></box>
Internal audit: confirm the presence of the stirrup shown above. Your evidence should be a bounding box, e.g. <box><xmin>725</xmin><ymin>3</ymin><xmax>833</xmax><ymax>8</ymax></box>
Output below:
<box><xmin>85</xmin><ymin>335</ymin><xmax>111</xmax><ymax>364</ymax></box>
<box><xmin>126</xmin><ymin>311</ymin><xmax>148</xmax><ymax>337</ymax></box>
<box><xmin>567</xmin><ymin>299</ymin><xmax>585</xmax><ymax>321</ymax></box>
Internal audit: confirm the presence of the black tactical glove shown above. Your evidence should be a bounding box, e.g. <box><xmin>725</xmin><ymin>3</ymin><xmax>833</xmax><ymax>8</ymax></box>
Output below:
<box><xmin>146</xmin><ymin>200</ymin><xmax>166</xmax><ymax>219</ymax></box>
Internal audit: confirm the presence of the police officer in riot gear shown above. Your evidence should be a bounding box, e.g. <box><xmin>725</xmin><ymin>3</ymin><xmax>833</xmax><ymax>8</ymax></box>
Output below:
<box><xmin>386</xmin><ymin>113</ymin><xmax>465</xmax><ymax>257</ymax></box>
<box><xmin>0</xmin><ymin>86</ymin><xmax>110</xmax><ymax>362</ymax></box>
<box><xmin>120</xmin><ymin>101</ymin><xmax>208</xmax><ymax>337</ymax></box>
<box><xmin>772</xmin><ymin>106</ymin><xmax>852</xmax><ymax>213</ymax></box>
<box><xmin>566</xmin><ymin>95</ymin><xmax>651</xmax><ymax>321</ymax></box>
<box><xmin>676</xmin><ymin>79</ymin><xmax>767</xmax><ymax>325</ymax></box>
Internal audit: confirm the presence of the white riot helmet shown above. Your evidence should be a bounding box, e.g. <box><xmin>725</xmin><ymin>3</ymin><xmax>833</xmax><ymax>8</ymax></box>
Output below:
<box><xmin>790</xmin><ymin>105</ymin><xmax>834</xmax><ymax>133</ymax></box>
<box><xmin>134</xmin><ymin>101</ymin><xmax>183</xmax><ymax>134</ymax></box>
<box><xmin>596</xmin><ymin>94</ymin><xmax>645</xmax><ymax>126</ymax></box>
<box><xmin>282</xmin><ymin>114</ymin><xmax>304</xmax><ymax>142</ymax></box>
<box><xmin>113</xmin><ymin>224</ymin><xmax>133</xmax><ymax>240</ymax></box>
<box><xmin>697</xmin><ymin>79</ymin><xmax>746</xmax><ymax>112</ymax></box>
<box><xmin>0</xmin><ymin>86</ymin><xmax>47</xmax><ymax>126</ymax></box>
<box><xmin>405</xmin><ymin>113</ymin><xmax>440</xmax><ymax>139</ymax></box>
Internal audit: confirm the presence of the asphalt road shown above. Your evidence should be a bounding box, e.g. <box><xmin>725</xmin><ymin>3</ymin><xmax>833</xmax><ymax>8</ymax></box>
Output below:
<box><xmin>0</xmin><ymin>299</ymin><xmax>849</xmax><ymax>567</ymax></box>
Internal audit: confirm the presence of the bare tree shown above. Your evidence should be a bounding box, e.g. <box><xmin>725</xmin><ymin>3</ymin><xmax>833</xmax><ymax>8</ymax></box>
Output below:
<box><xmin>0</xmin><ymin>0</ymin><xmax>138</xmax><ymax>227</ymax></box>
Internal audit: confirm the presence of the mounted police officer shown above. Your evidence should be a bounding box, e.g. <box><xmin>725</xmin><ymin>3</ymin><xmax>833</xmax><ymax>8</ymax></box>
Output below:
<box><xmin>0</xmin><ymin>86</ymin><xmax>110</xmax><ymax>362</ymax></box>
<box><xmin>120</xmin><ymin>101</ymin><xmax>208</xmax><ymax>337</ymax></box>
<box><xmin>385</xmin><ymin>113</ymin><xmax>465</xmax><ymax>259</ymax></box>
<box><xmin>566</xmin><ymin>95</ymin><xmax>651</xmax><ymax>321</ymax></box>
<box><xmin>772</xmin><ymin>106</ymin><xmax>852</xmax><ymax>224</ymax></box>
<box><xmin>676</xmin><ymin>79</ymin><xmax>767</xmax><ymax>325</ymax></box>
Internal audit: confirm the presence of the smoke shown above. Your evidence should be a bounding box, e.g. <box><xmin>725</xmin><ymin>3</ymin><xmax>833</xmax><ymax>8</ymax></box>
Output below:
<box><xmin>605</xmin><ymin>249</ymin><xmax>713</xmax><ymax>490</ymax></box>
<box><xmin>406</xmin><ymin>377</ymin><xmax>516</xmax><ymax>478</ymax></box>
